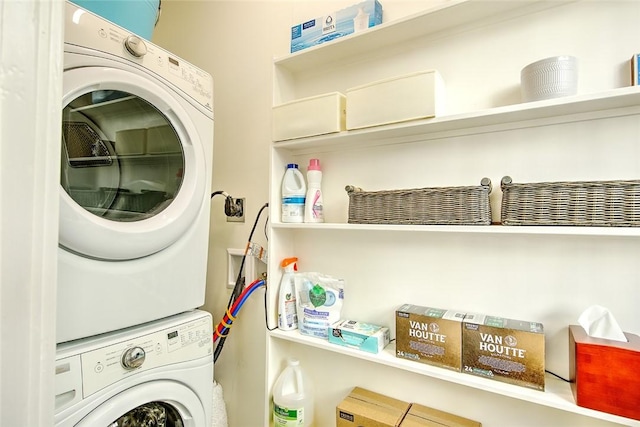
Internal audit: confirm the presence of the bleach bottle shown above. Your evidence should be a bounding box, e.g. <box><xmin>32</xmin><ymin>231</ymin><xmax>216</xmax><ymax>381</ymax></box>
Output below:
<box><xmin>277</xmin><ymin>257</ymin><xmax>298</xmax><ymax>331</ymax></box>
<box><xmin>273</xmin><ymin>358</ymin><xmax>314</xmax><ymax>427</ymax></box>
<box><xmin>304</xmin><ymin>159</ymin><xmax>324</xmax><ymax>223</ymax></box>
<box><xmin>282</xmin><ymin>164</ymin><xmax>306</xmax><ymax>223</ymax></box>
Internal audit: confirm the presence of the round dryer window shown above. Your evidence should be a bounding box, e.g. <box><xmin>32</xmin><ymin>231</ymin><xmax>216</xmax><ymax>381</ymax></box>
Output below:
<box><xmin>59</xmin><ymin>67</ymin><xmax>206</xmax><ymax>260</ymax></box>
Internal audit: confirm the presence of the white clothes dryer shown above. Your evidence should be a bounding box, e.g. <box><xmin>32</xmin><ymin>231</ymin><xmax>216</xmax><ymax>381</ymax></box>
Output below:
<box><xmin>58</xmin><ymin>2</ymin><xmax>214</xmax><ymax>343</ymax></box>
<box><xmin>55</xmin><ymin>310</ymin><xmax>213</xmax><ymax>427</ymax></box>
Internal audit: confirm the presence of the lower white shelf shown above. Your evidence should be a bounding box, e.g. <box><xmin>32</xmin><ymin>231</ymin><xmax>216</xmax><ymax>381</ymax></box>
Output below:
<box><xmin>269</xmin><ymin>329</ymin><xmax>639</xmax><ymax>426</ymax></box>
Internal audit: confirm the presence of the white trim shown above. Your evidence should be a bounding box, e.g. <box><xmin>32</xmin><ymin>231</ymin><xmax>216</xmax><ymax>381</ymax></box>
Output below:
<box><xmin>0</xmin><ymin>1</ymin><xmax>63</xmax><ymax>426</ymax></box>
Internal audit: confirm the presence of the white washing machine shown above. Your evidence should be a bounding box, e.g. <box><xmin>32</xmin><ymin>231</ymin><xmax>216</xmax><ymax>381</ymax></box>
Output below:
<box><xmin>55</xmin><ymin>310</ymin><xmax>213</xmax><ymax>426</ymax></box>
<box><xmin>58</xmin><ymin>2</ymin><xmax>214</xmax><ymax>343</ymax></box>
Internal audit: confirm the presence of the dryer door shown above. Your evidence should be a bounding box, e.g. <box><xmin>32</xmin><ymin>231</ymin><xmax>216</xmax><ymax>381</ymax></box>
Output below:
<box><xmin>60</xmin><ymin>67</ymin><xmax>206</xmax><ymax>260</ymax></box>
<box><xmin>74</xmin><ymin>381</ymin><xmax>206</xmax><ymax>426</ymax></box>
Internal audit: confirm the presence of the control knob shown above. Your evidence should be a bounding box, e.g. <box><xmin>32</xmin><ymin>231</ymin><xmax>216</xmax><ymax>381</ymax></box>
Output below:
<box><xmin>124</xmin><ymin>35</ymin><xmax>147</xmax><ymax>58</ymax></box>
<box><xmin>121</xmin><ymin>346</ymin><xmax>146</xmax><ymax>370</ymax></box>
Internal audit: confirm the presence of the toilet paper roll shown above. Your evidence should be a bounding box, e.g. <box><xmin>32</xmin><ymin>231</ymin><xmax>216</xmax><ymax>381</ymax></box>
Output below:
<box><xmin>578</xmin><ymin>305</ymin><xmax>627</xmax><ymax>342</ymax></box>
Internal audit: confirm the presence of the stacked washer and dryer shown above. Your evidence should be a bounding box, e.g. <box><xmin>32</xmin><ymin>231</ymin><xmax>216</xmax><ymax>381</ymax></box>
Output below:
<box><xmin>55</xmin><ymin>2</ymin><xmax>215</xmax><ymax>426</ymax></box>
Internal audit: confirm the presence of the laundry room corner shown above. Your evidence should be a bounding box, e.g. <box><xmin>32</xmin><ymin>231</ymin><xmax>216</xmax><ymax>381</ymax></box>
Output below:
<box><xmin>153</xmin><ymin>2</ymin><xmax>292</xmax><ymax>426</ymax></box>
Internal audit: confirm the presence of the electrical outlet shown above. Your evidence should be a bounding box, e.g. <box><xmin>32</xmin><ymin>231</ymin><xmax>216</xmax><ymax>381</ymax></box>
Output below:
<box><xmin>227</xmin><ymin>198</ymin><xmax>245</xmax><ymax>222</ymax></box>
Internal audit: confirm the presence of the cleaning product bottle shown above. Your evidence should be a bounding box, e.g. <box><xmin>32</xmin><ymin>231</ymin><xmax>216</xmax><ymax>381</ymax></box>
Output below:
<box><xmin>277</xmin><ymin>257</ymin><xmax>298</xmax><ymax>331</ymax></box>
<box><xmin>282</xmin><ymin>163</ymin><xmax>306</xmax><ymax>223</ymax></box>
<box><xmin>304</xmin><ymin>159</ymin><xmax>324</xmax><ymax>223</ymax></box>
<box><xmin>273</xmin><ymin>358</ymin><xmax>314</xmax><ymax>427</ymax></box>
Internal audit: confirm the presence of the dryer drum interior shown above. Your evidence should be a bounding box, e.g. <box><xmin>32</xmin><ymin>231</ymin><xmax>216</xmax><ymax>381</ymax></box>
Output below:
<box><xmin>60</xmin><ymin>89</ymin><xmax>184</xmax><ymax>222</ymax></box>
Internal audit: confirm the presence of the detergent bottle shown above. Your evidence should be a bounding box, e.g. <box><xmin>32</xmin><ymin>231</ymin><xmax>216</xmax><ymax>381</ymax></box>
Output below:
<box><xmin>304</xmin><ymin>159</ymin><xmax>324</xmax><ymax>223</ymax></box>
<box><xmin>273</xmin><ymin>358</ymin><xmax>314</xmax><ymax>426</ymax></box>
<box><xmin>281</xmin><ymin>164</ymin><xmax>306</xmax><ymax>223</ymax></box>
<box><xmin>277</xmin><ymin>257</ymin><xmax>298</xmax><ymax>331</ymax></box>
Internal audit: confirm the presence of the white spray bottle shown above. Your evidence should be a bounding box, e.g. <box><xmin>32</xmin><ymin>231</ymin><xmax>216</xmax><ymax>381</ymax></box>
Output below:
<box><xmin>277</xmin><ymin>257</ymin><xmax>298</xmax><ymax>331</ymax></box>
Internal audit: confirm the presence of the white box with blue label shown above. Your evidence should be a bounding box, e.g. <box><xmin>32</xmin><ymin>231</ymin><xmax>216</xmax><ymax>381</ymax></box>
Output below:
<box><xmin>290</xmin><ymin>0</ymin><xmax>383</xmax><ymax>53</ymax></box>
<box><xmin>329</xmin><ymin>319</ymin><xmax>390</xmax><ymax>354</ymax></box>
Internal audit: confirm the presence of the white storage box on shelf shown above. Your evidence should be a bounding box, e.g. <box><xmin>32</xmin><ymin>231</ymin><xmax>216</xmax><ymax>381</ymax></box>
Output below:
<box><xmin>273</xmin><ymin>92</ymin><xmax>346</xmax><ymax>141</ymax></box>
<box><xmin>346</xmin><ymin>70</ymin><xmax>445</xmax><ymax>130</ymax></box>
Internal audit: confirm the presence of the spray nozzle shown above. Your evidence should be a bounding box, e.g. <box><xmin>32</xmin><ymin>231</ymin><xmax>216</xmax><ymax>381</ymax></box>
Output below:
<box><xmin>280</xmin><ymin>257</ymin><xmax>298</xmax><ymax>272</ymax></box>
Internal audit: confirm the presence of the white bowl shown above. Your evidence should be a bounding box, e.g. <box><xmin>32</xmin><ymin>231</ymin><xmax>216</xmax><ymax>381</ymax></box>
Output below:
<box><xmin>521</xmin><ymin>55</ymin><xmax>578</xmax><ymax>102</ymax></box>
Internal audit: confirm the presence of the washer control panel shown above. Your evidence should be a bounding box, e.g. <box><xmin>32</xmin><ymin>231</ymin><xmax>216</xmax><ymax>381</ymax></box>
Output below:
<box><xmin>79</xmin><ymin>315</ymin><xmax>211</xmax><ymax>397</ymax></box>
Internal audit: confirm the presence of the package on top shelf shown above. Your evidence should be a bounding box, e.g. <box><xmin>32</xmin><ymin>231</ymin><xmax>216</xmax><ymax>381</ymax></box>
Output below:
<box><xmin>273</xmin><ymin>92</ymin><xmax>346</xmax><ymax>141</ymax></box>
<box><xmin>396</xmin><ymin>304</ymin><xmax>465</xmax><ymax>372</ymax></box>
<box><xmin>346</xmin><ymin>70</ymin><xmax>445</xmax><ymax>130</ymax></box>
<box><xmin>290</xmin><ymin>0</ymin><xmax>383</xmax><ymax>53</ymax></box>
<box><xmin>462</xmin><ymin>313</ymin><xmax>545</xmax><ymax>391</ymax></box>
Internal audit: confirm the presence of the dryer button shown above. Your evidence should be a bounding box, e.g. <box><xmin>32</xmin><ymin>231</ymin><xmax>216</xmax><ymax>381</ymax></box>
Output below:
<box><xmin>124</xmin><ymin>35</ymin><xmax>148</xmax><ymax>58</ymax></box>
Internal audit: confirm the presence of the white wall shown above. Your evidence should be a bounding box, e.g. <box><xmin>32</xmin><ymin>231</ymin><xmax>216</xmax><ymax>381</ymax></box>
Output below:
<box><xmin>153</xmin><ymin>2</ymin><xmax>463</xmax><ymax>425</ymax></box>
<box><xmin>154</xmin><ymin>2</ymin><xmax>640</xmax><ymax>426</ymax></box>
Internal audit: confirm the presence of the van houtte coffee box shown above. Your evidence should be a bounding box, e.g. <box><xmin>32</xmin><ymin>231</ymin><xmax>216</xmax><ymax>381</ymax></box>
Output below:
<box><xmin>462</xmin><ymin>313</ymin><xmax>545</xmax><ymax>391</ymax></box>
<box><xmin>396</xmin><ymin>304</ymin><xmax>466</xmax><ymax>371</ymax></box>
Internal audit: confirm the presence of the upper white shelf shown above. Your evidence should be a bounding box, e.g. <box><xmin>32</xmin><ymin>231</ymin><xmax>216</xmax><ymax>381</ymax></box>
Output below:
<box><xmin>272</xmin><ymin>86</ymin><xmax>640</xmax><ymax>153</ymax></box>
<box><xmin>270</xmin><ymin>329</ymin><xmax>640</xmax><ymax>426</ymax></box>
<box><xmin>274</xmin><ymin>0</ymin><xmax>572</xmax><ymax>74</ymax></box>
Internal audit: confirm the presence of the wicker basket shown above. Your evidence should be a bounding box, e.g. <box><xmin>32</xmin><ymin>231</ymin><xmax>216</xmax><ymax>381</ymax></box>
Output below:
<box><xmin>345</xmin><ymin>178</ymin><xmax>492</xmax><ymax>225</ymax></box>
<box><xmin>500</xmin><ymin>176</ymin><xmax>640</xmax><ymax>227</ymax></box>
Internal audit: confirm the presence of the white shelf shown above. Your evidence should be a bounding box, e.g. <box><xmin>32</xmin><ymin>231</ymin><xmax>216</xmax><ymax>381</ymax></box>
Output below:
<box><xmin>274</xmin><ymin>0</ymin><xmax>572</xmax><ymax>74</ymax></box>
<box><xmin>271</xmin><ymin>222</ymin><xmax>640</xmax><ymax>238</ymax></box>
<box><xmin>270</xmin><ymin>329</ymin><xmax>640</xmax><ymax>427</ymax></box>
<box><xmin>273</xmin><ymin>86</ymin><xmax>640</xmax><ymax>154</ymax></box>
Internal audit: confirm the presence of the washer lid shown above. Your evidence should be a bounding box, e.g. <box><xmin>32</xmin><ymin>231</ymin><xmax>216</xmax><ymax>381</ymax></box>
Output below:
<box><xmin>60</xmin><ymin>66</ymin><xmax>206</xmax><ymax>260</ymax></box>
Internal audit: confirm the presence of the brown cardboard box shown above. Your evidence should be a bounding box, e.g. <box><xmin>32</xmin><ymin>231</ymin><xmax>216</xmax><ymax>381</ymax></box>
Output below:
<box><xmin>396</xmin><ymin>304</ymin><xmax>465</xmax><ymax>371</ymax></box>
<box><xmin>336</xmin><ymin>387</ymin><xmax>410</xmax><ymax>427</ymax></box>
<box><xmin>462</xmin><ymin>313</ymin><xmax>545</xmax><ymax>390</ymax></box>
<box><xmin>400</xmin><ymin>403</ymin><xmax>481</xmax><ymax>427</ymax></box>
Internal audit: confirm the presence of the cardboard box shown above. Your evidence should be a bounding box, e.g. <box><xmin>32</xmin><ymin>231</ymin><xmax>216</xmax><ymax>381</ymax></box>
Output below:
<box><xmin>290</xmin><ymin>0</ymin><xmax>383</xmax><ymax>53</ymax></box>
<box><xmin>337</xmin><ymin>387</ymin><xmax>410</xmax><ymax>427</ymax></box>
<box><xmin>569</xmin><ymin>325</ymin><xmax>640</xmax><ymax>421</ymax></box>
<box><xmin>272</xmin><ymin>92</ymin><xmax>346</xmax><ymax>141</ymax></box>
<box><xmin>346</xmin><ymin>70</ymin><xmax>445</xmax><ymax>130</ymax></box>
<box><xmin>462</xmin><ymin>313</ymin><xmax>545</xmax><ymax>391</ymax></box>
<box><xmin>401</xmin><ymin>403</ymin><xmax>481</xmax><ymax>427</ymax></box>
<box><xmin>395</xmin><ymin>304</ymin><xmax>465</xmax><ymax>371</ymax></box>
<box><xmin>329</xmin><ymin>320</ymin><xmax>390</xmax><ymax>354</ymax></box>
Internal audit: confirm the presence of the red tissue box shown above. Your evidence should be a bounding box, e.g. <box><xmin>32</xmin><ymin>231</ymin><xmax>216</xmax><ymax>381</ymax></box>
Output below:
<box><xmin>569</xmin><ymin>325</ymin><xmax>640</xmax><ymax>421</ymax></box>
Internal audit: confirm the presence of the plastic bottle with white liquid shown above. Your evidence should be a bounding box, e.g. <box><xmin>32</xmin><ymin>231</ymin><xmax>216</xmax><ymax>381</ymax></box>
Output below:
<box><xmin>304</xmin><ymin>159</ymin><xmax>324</xmax><ymax>223</ymax></box>
<box><xmin>277</xmin><ymin>257</ymin><xmax>298</xmax><ymax>331</ymax></box>
<box><xmin>281</xmin><ymin>163</ymin><xmax>306</xmax><ymax>223</ymax></box>
<box><xmin>272</xmin><ymin>358</ymin><xmax>314</xmax><ymax>427</ymax></box>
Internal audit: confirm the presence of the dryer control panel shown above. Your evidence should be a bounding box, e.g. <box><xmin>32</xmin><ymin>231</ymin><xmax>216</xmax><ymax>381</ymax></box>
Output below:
<box><xmin>65</xmin><ymin>2</ymin><xmax>213</xmax><ymax>114</ymax></box>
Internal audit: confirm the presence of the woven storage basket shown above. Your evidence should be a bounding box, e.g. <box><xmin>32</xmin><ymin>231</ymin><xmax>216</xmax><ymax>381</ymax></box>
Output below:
<box><xmin>345</xmin><ymin>178</ymin><xmax>492</xmax><ymax>225</ymax></box>
<box><xmin>500</xmin><ymin>176</ymin><xmax>640</xmax><ymax>226</ymax></box>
